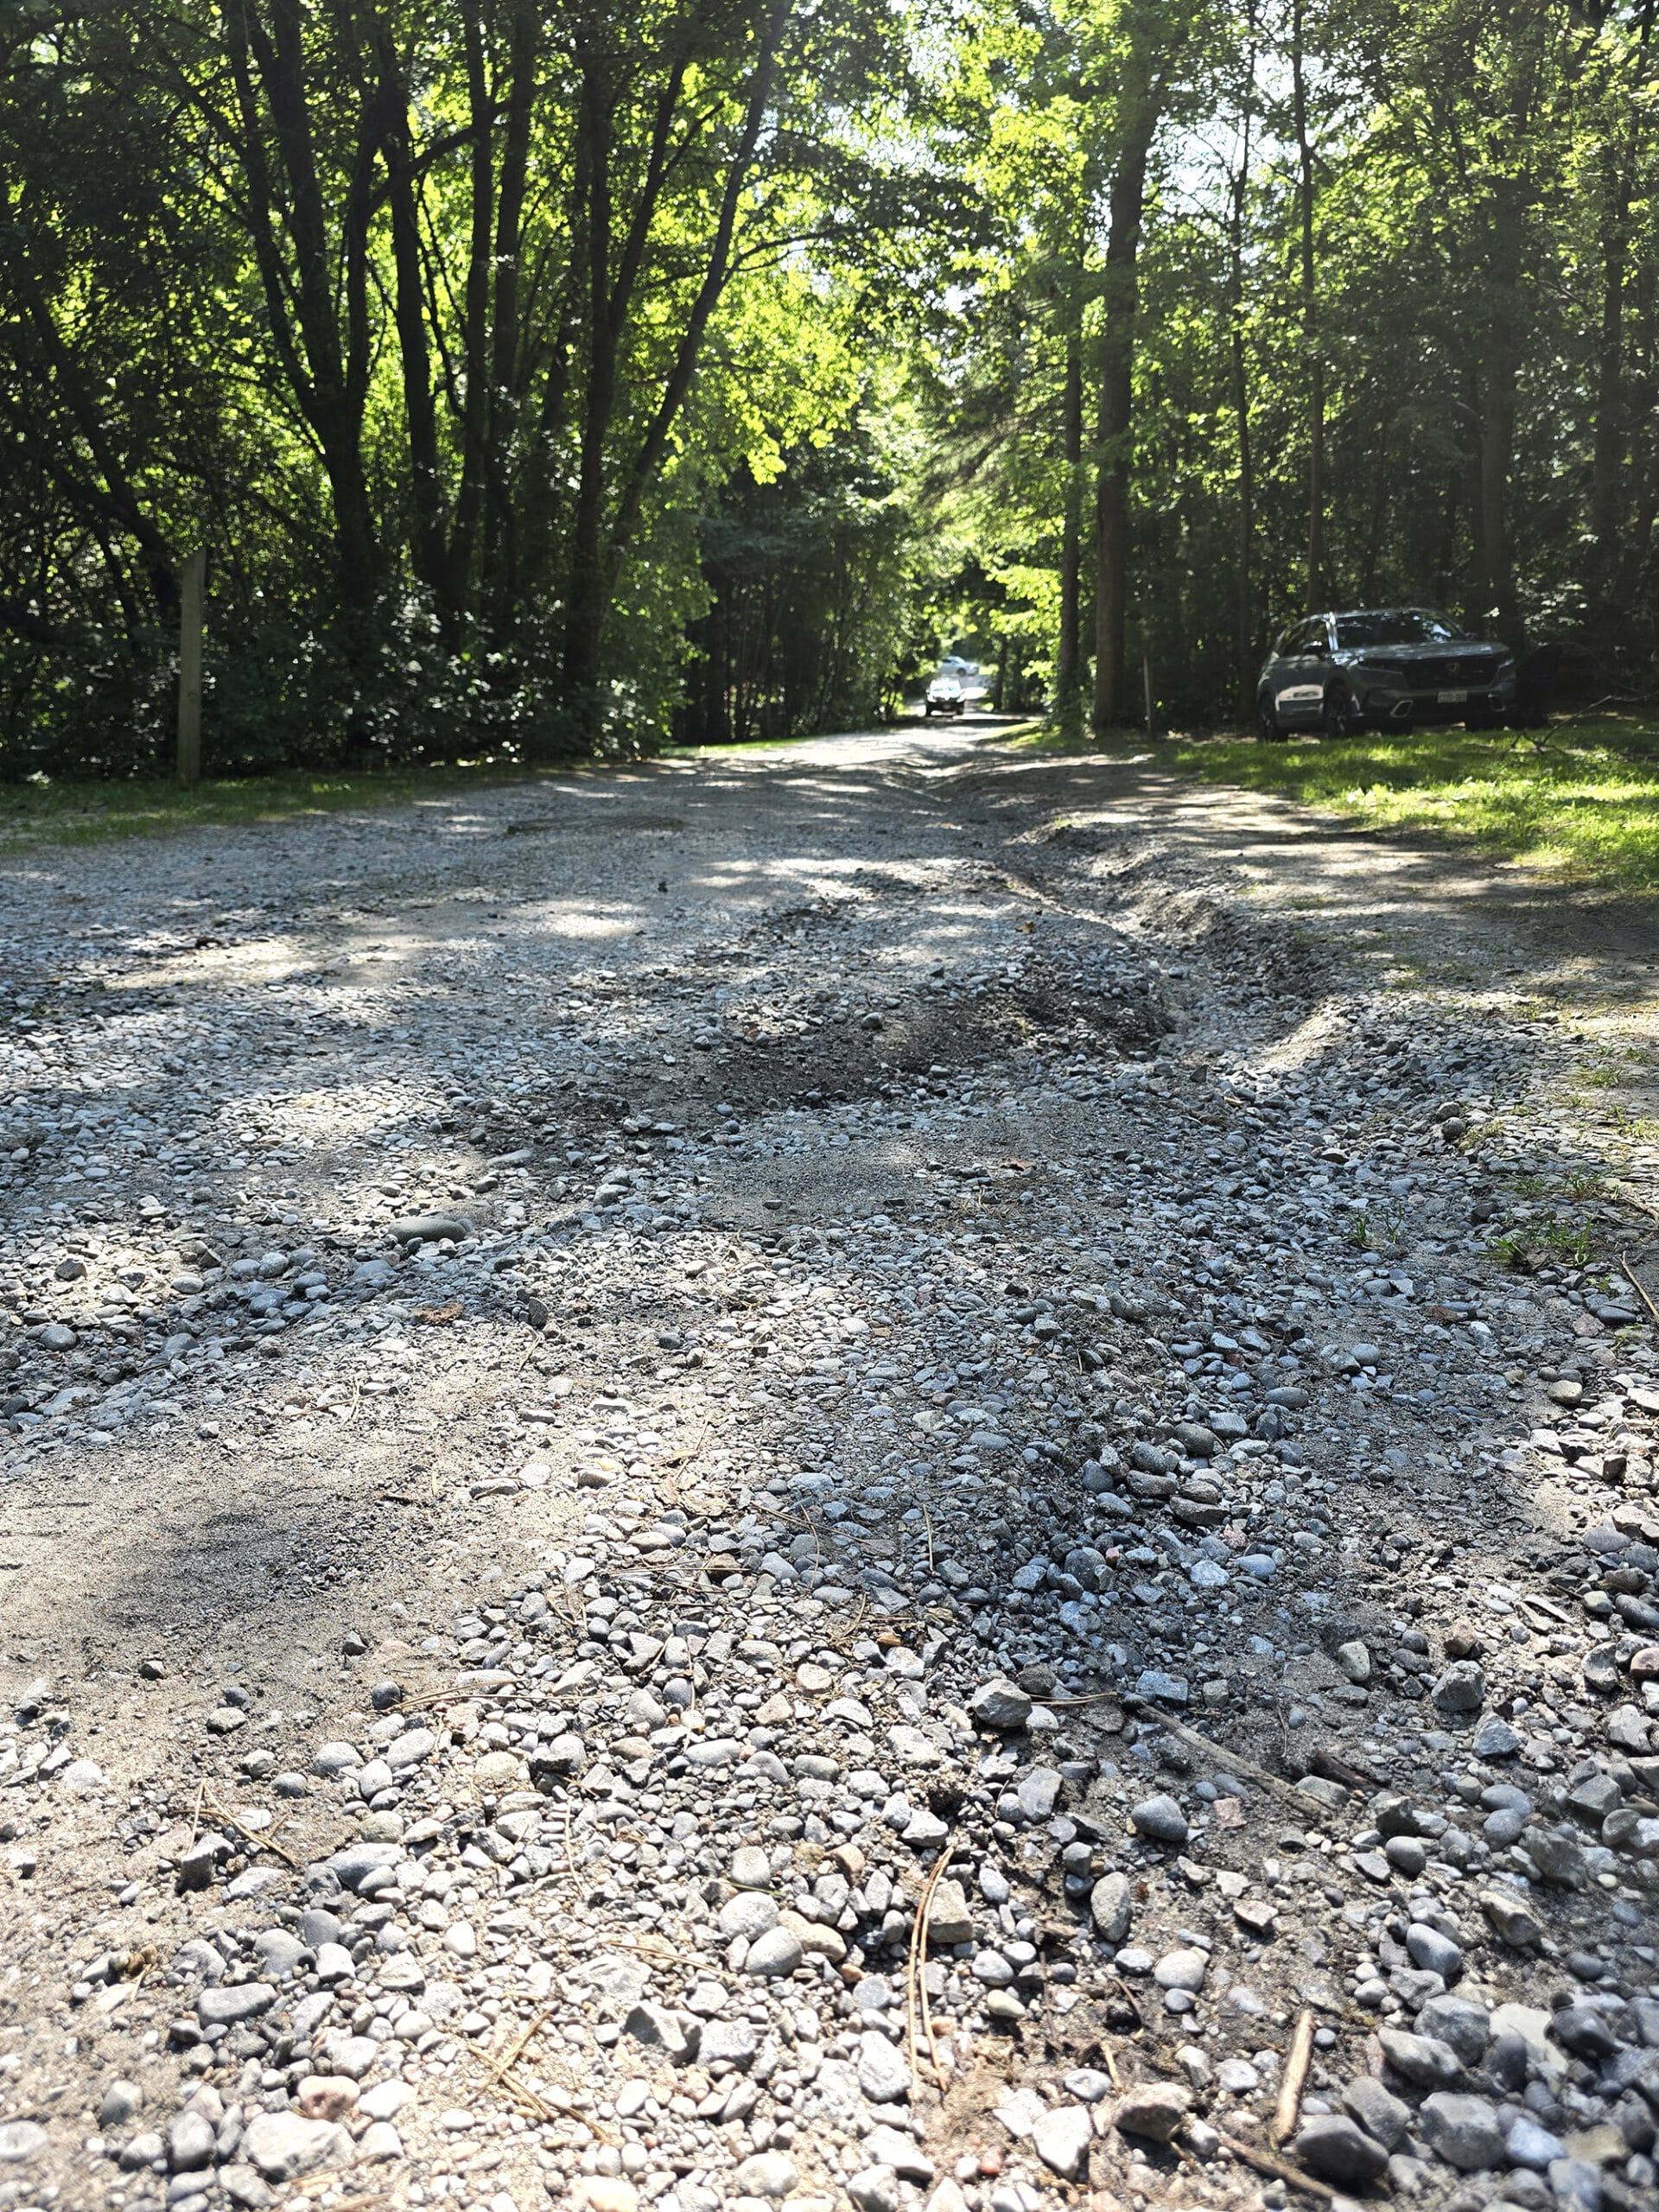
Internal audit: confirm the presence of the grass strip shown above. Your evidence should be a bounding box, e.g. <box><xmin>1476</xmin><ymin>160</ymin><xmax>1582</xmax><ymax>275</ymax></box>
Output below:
<box><xmin>1019</xmin><ymin>715</ymin><xmax>1659</xmax><ymax>893</ymax></box>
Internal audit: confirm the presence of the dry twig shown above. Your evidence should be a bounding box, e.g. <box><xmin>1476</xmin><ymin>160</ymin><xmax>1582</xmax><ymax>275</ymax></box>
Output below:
<box><xmin>1622</xmin><ymin>1257</ymin><xmax>1659</xmax><ymax>1331</ymax></box>
<box><xmin>1214</xmin><ymin>2128</ymin><xmax>1335</xmax><ymax>2203</ymax></box>
<box><xmin>201</xmin><ymin>1792</ymin><xmax>304</xmax><ymax>1872</ymax></box>
<box><xmin>906</xmin><ymin>1832</ymin><xmax>956</xmax><ymax>2090</ymax></box>
<box><xmin>1272</xmin><ymin>2008</ymin><xmax>1314</xmax><ymax>2146</ymax></box>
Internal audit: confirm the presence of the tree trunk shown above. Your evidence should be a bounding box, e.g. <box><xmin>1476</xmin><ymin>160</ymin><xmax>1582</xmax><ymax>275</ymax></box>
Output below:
<box><xmin>445</xmin><ymin>0</ymin><xmax>497</xmax><ymax>620</ymax></box>
<box><xmin>1290</xmin><ymin>0</ymin><xmax>1322</xmax><ymax>613</ymax></box>
<box><xmin>1586</xmin><ymin>0</ymin><xmax>1655</xmax><ymax>620</ymax></box>
<box><xmin>1056</xmin><ymin>323</ymin><xmax>1084</xmax><ymax>728</ymax></box>
<box><xmin>1090</xmin><ymin>33</ymin><xmax>1160</xmax><ymax>731</ymax></box>
<box><xmin>562</xmin><ymin>59</ymin><xmax>620</xmax><ymax>709</ymax></box>
<box><xmin>227</xmin><ymin>0</ymin><xmax>378</xmax><ymax>608</ymax></box>
<box><xmin>482</xmin><ymin>0</ymin><xmax>538</xmax><ymax>636</ymax></box>
<box><xmin>1228</xmin><ymin>10</ymin><xmax>1257</xmax><ymax>715</ymax></box>
<box><xmin>372</xmin><ymin>27</ymin><xmax>449</xmax><ymax>614</ymax></box>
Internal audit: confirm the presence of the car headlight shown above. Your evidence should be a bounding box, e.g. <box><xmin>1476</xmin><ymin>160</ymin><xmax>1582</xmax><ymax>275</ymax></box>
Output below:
<box><xmin>1493</xmin><ymin>658</ymin><xmax>1515</xmax><ymax>679</ymax></box>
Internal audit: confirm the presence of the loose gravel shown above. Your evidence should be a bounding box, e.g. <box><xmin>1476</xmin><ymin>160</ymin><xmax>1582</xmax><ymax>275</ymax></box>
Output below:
<box><xmin>2</xmin><ymin>728</ymin><xmax>1659</xmax><ymax>2212</ymax></box>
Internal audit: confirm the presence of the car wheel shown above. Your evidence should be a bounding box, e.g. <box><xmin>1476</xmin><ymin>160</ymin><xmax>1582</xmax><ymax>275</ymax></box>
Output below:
<box><xmin>1255</xmin><ymin>694</ymin><xmax>1285</xmax><ymax>743</ymax></box>
<box><xmin>1322</xmin><ymin>685</ymin><xmax>1361</xmax><ymax>741</ymax></box>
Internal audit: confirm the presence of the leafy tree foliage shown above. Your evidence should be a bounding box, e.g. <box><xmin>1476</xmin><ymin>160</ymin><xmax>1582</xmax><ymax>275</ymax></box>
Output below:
<box><xmin>0</xmin><ymin>0</ymin><xmax>1653</xmax><ymax>767</ymax></box>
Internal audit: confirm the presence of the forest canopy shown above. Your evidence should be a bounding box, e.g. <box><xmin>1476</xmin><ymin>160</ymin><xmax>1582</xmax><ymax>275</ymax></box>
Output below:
<box><xmin>0</xmin><ymin>0</ymin><xmax>1653</xmax><ymax>772</ymax></box>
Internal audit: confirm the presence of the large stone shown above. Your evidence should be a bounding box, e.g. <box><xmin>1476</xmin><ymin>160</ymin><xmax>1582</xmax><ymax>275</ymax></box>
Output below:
<box><xmin>388</xmin><ymin>1213</ymin><xmax>470</xmax><ymax>1246</ymax></box>
<box><xmin>719</xmin><ymin>1891</ymin><xmax>779</xmax><ymax>1942</ymax></box>
<box><xmin>1153</xmin><ymin>1947</ymin><xmax>1208</xmax><ymax>1993</ymax></box>
<box><xmin>698</xmin><ymin>2019</ymin><xmax>758</xmax><ymax>2069</ymax></box>
<box><xmin>734</xmin><ymin>2152</ymin><xmax>798</xmax><ymax>2199</ymax></box>
<box><xmin>968</xmin><ymin>1679</ymin><xmax>1033</xmax><ymax>1731</ymax></box>
<box><xmin>624</xmin><ymin>2003</ymin><xmax>696</xmax><ymax>2064</ymax></box>
<box><xmin>1378</xmin><ymin>2027</ymin><xmax>1462</xmax><ymax>2088</ymax></box>
<box><xmin>1032</xmin><ymin>2105</ymin><xmax>1094</xmax><ymax>2180</ymax></box>
<box><xmin>322</xmin><ymin>1841</ymin><xmax>402</xmax><ymax>1892</ymax></box>
<box><xmin>730</xmin><ymin>1845</ymin><xmax>772</xmax><ymax>1889</ymax></box>
<box><xmin>99</xmin><ymin>2082</ymin><xmax>142</xmax><ymax>2130</ymax></box>
<box><xmin>1291</xmin><ymin>2116</ymin><xmax>1389</xmax><ymax>2189</ymax></box>
<box><xmin>1090</xmin><ymin>1871</ymin><xmax>1133</xmax><ymax>1943</ymax></box>
<box><xmin>1507</xmin><ymin>2116</ymin><xmax>1567</xmax><ymax>2170</ymax></box>
<box><xmin>1113</xmin><ymin>2081</ymin><xmax>1192</xmax><ymax>2141</ymax></box>
<box><xmin>1341</xmin><ymin>2076</ymin><xmax>1411</xmax><ymax>2151</ymax></box>
<box><xmin>1529</xmin><ymin>1826</ymin><xmax>1588</xmax><ymax>1889</ymax></box>
<box><xmin>241</xmin><ymin>2113</ymin><xmax>355</xmax><ymax>2184</ymax></box>
<box><xmin>926</xmin><ymin>1879</ymin><xmax>975</xmax><ymax>1947</ymax></box>
<box><xmin>848</xmin><ymin>2168</ymin><xmax>902</xmax><ymax>2212</ymax></box>
<box><xmin>744</xmin><ymin>1927</ymin><xmax>804</xmax><ymax>1978</ymax></box>
<box><xmin>1415</xmin><ymin>1995</ymin><xmax>1489</xmax><ymax>2065</ymax></box>
<box><xmin>0</xmin><ymin>2122</ymin><xmax>47</xmax><ymax>2165</ymax></box>
<box><xmin>1173</xmin><ymin>1422</ymin><xmax>1218</xmax><ymax>1459</ymax></box>
<box><xmin>1336</xmin><ymin>1641</ymin><xmax>1372</xmax><ymax>1685</ymax></box>
<box><xmin>1016</xmin><ymin>1766</ymin><xmax>1062</xmax><ymax>1821</ymax></box>
<box><xmin>168</xmin><ymin>2109</ymin><xmax>216</xmax><ymax>2171</ymax></box>
<box><xmin>862</xmin><ymin>2126</ymin><xmax>934</xmax><ymax>2182</ymax></box>
<box><xmin>1431</xmin><ymin>1661</ymin><xmax>1486</xmax><ymax>1716</ymax></box>
<box><xmin>1472</xmin><ymin>1714</ymin><xmax>1521</xmax><ymax>1759</ymax></box>
<box><xmin>1406</xmin><ymin>1923</ymin><xmax>1464</xmax><ymax>1983</ymax></box>
<box><xmin>858</xmin><ymin>2031</ymin><xmax>912</xmax><ymax>2103</ymax></box>
<box><xmin>1128</xmin><ymin>1794</ymin><xmax>1190</xmax><ymax>1847</ymax></box>
<box><xmin>1417</xmin><ymin>2093</ymin><xmax>1503</xmax><ymax>2171</ymax></box>
<box><xmin>196</xmin><ymin>1981</ymin><xmax>277</xmax><ymax>2027</ymax></box>
<box><xmin>1480</xmin><ymin>1887</ymin><xmax>1542</xmax><ymax>1946</ymax></box>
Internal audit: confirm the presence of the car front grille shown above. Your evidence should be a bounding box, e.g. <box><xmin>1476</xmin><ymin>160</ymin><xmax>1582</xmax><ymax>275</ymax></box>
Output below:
<box><xmin>1404</xmin><ymin>656</ymin><xmax>1497</xmax><ymax>684</ymax></box>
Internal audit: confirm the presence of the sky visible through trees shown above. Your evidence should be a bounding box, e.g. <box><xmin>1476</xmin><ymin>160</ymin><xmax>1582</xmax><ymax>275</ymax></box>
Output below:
<box><xmin>0</xmin><ymin>0</ymin><xmax>1653</xmax><ymax>770</ymax></box>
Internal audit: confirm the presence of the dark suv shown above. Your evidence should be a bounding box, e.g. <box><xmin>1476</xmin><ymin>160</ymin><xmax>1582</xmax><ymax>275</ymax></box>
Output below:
<box><xmin>1256</xmin><ymin>608</ymin><xmax>1516</xmax><ymax>741</ymax></box>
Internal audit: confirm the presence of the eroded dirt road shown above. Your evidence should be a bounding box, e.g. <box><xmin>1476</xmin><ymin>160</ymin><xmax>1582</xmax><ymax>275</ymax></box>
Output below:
<box><xmin>3</xmin><ymin>724</ymin><xmax>1659</xmax><ymax>2212</ymax></box>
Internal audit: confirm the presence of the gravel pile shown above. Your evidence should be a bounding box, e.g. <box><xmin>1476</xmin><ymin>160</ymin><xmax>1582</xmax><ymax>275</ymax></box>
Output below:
<box><xmin>1</xmin><ymin>732</ymin><xmax>1656</xmax><ymax>2212</ymax></box>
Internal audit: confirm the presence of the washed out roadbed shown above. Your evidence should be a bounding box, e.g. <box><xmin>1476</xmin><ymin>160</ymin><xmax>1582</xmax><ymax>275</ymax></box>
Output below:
<box><xmin>3</xmin><ymin>725</ymin><xmax>1659</xmax><ymax>2212</ymax></box>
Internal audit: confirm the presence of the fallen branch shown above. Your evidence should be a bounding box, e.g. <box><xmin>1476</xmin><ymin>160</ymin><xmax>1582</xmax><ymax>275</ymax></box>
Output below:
<box><xmin>1622</xmin><ymin>1258</ymin><xmax>1659</xmax><ymax>1332</ymax></box>
<box><xmin>1272</xmin><ymin>2007</ymin><xmax>1314</xmax><ymax>2146</ymax></box>
<box><xmin>1117</xmin><ymin>1695</ymin><xmax>1341</xmax><ymax>1816</ymax></box>
<box><xmin>1214</xmin><ymin>2128</ymin><xmax>1336</xmax><ymax>2202</ymax></box>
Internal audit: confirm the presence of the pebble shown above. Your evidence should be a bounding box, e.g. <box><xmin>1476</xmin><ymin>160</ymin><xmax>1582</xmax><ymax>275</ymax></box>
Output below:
<box><xmin>1342</xmin><ymin>2076</ymin><xmax>1410</xmax><ymax>2150</ymax></box>
<box><xmin>734</xmin><ymin>2152</ymin><xmax>799</xmax><ymax>2198</ymax></box>
<box><xmin>1128</xmin><ymin>1794</ymin><xmax>1190</xmax><ymax>1847</ymax></box>
<box><xmin>745</xmin><ymin>1928</ymin><xmax>804</xmax><ymax>1978</ymax></box>
<box><xmin>968</xmin><ymin>1679</ymin><xmax>1033</xmax><ymax>1730</ymax></box>
<box><xmin>857</xmin><ymin>2032</ymin><xmax>912</xmax><ymax>2102</ymax></box>
<box><xmin>1113</xmin><ymin>2082</ymin><xmax>1192</xmax><ymax>2141</ymax></box>
<box><xmin>1032</xmin><ymin>2105</ymin><xmax>1093</xmax><ymax>2180</ymax></box>
<box><xmin>1090</xmin><ymin>1871</ymin><xmax>1133</xmax><ymax>1942</ymax></box>
<box><xmin>241</xmin><ymin>2112</ymin><xmax>354</xmax><ymax>2183</ymax></box>
<box><xmin>1292</xmin><ymin>2115</ymin><xmax>1390</xmax><ymax>2188</ymax></box>
<box><xmin>1417</xmin><ymin>2092</ymin><xmax>1505</xmax><ymax>2171</ymax></box>
<box><xmin>0</xmin><ymin>2121</ymin><xmax>47</xmax><ymax>2164</ymax></box>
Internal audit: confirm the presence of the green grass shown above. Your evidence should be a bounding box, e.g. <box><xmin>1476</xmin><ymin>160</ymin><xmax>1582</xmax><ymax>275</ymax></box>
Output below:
<box><xmin>1020</xmin><ymin>714</ymin><xmax>1659</xmax><ymax>892</ymax></box>
<box><xmin>0</xmin><ymin>760</ymin><xmax>561</xmax><ymax>851</ymax></box>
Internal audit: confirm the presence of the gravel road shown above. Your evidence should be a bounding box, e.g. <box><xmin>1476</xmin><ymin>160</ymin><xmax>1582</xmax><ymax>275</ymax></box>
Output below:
<box><xmin>3</xmin><ymin>724</ymin><xmax>1659</xmax><ymax>2212</ymax></box>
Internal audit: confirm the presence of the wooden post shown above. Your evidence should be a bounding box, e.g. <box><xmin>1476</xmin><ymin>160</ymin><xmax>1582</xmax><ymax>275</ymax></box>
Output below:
<box><xmin>177</xmin><ymin>548</ymin><xmax>205</xmax><ymax>790</ymax></box>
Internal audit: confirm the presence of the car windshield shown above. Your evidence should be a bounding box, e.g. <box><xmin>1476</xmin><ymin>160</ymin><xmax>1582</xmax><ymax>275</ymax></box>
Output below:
<box><xmin>1335</xmin><ymin>610</ymin><xmax>1467</xmax><ymax>648</ymax></box>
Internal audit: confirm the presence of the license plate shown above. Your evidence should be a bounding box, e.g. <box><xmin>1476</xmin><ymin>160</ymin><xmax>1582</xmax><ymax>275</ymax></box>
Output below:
<box><xmin>1437</xmin><ymin>688</ymin><xmax>1467</xmax><ymax>703</ymax></box>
